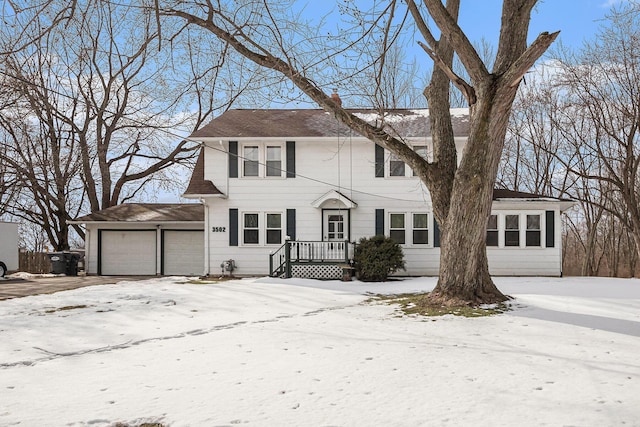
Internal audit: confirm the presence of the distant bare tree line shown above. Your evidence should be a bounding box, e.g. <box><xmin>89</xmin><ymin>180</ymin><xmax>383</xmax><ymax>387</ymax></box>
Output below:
<box><xmin>501</xmin><ymin>3</ymin><xmax>640</xmax><ymax>277</ymax></box>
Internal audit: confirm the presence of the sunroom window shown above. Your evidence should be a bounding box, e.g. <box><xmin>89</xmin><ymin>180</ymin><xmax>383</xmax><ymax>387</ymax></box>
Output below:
<box><xmin>526</xmin><ymin>214</ymin><xmax>541</xmax><ymax>247</ymax></box>
<box><xmin>505</xmin><ymin>214</ymin><xmax>520</xmax><ymax>247</ymax></box>
<box><xmin>486</xmin><ymin>214</ymin><xmax>498</xmax><ymax>246</ymax></box>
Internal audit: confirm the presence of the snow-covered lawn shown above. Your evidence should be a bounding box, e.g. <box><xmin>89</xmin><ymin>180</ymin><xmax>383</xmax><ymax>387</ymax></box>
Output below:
<box><xmin>0</xmin><ymin>276</ymin><xmax>639</xmax><ymax>426</ymax></box>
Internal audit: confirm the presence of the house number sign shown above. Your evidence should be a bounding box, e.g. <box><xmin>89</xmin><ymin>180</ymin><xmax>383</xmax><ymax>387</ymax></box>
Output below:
<box><xmin>211</xmin><ymin>227</ymin><xmax>226</xmax><ymax>232</ymax></box>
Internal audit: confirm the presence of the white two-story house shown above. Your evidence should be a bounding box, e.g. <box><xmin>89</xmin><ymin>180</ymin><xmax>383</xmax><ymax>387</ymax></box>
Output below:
<box><xmin>74</xmin><ymin>106</ymin><xmax>574</xmax><ymax>278</ymax></box>
<box><xmin>180</xmin><ymin>107</ymin><xmax>573</xmax><ymax>278</ymax></box>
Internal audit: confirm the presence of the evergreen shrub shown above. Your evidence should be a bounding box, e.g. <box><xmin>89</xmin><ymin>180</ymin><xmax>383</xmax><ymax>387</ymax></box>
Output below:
<box><xmin>354</xmin><ymin>235</ymin><xmax>405</xmax><ymax>281</ymax></box>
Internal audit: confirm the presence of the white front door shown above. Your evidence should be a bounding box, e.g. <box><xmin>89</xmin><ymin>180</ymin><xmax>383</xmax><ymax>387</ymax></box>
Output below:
<box><xmin>323</xmin><ymin>210</ymin><xmax>348</xmax><ymax>242</ymax></box>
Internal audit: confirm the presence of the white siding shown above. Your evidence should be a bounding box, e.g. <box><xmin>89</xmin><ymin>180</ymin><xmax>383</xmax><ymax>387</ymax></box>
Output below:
<box><xmin>201</xmin><ymin>136</ymin><xmax>566</xmax><ymax>277</ymax></box>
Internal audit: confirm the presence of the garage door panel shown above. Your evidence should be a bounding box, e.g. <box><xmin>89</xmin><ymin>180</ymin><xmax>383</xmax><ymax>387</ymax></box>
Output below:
<box><xmin>163</xmin><ymin>230</ymin><xmax>204</xmax><ymax>276</ymax></box>
<box><xmin>101</xmin><ymin>230</ymin><xmax>156</xmax><ymax>275</ymax></box>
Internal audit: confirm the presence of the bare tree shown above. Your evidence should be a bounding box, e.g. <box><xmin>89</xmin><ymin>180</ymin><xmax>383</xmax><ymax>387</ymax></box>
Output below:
<box><xmin>1</xmin><ymin>0</ymin><xmax>255</xmax><ymax>249</ymax></box>
<box><xmin>549</xmin><ymin>4</ymin><xmax>640</xmax><ymax>268</ymax></box>
<box><xmin>150</xmin><ymin>0</ymin><xmax>558</xmax><ymax>305</ymax></box>
<box><xmin>10</xmin><ymin>1</ymin><xmax>558</xmax><ymax>304</ymax></box>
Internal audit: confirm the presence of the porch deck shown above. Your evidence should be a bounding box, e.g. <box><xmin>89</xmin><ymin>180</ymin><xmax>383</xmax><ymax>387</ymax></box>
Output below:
<box><xmin>269</xmin><ymin>240</ymin><xmax>355</xmax><ymax>279</ymax></box>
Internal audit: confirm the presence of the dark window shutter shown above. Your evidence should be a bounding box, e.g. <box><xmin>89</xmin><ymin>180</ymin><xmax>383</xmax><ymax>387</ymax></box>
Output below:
<box><xmin>228</xmin><ymin>141</ymin><xmax>238</xmax><ymax>178</ymax></box>
<box><xmin>545</xmin><ymin>210</ymin><xmax>555</xmax><ymax>248</ymax></box>
<box><xmin>229</xmin><ymin>208</ymin><xmax>238</xmax><ymax>246</ymax></box>
<box><xmin>375</xmin><ymin>209</ymin><xmax>384</xmax><ymax>235</ymax></box>
<box><xmin>375</xmin><ymin>144</ymin><xmax>384</xmax><ymax>177</ymax></box>
<box><xmin>433</xmin><ymin>217</ymin><xmax>441</xmax><ymax>247</ymax></box>
<box><xmin>286</xmin><ymin>209</ymin><xmax>296</xmax><ymax>241</ymax></box>
<box><xmin>286</xmin><ymin>141</ymin><xmax>296</xmax><ymax>178</ymax></box>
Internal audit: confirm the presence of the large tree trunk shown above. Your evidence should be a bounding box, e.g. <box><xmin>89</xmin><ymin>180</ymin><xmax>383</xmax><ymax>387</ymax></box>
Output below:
<box><xmin>430</xmin><ymin>91</ymin><xmax>511</xmax><ymax>305</ymax></box>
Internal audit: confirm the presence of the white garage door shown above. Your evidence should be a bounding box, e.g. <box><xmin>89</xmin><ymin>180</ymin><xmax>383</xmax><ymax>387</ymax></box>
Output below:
<box><xmin>101</xmin><ymin>230</ymin><xmax>156</xmax><ymax>275</ymax></box>
<box><xmin>162</xmin><ymin>230</ymin><xmax>204</xmax><ymax>276</ymax></box>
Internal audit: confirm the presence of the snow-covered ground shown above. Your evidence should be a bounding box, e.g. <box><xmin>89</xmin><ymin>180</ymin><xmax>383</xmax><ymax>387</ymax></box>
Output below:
<box><xmin>0</xmin><ymin>276</ymin><xmax>639</xmax><ymax>426</ymax></box>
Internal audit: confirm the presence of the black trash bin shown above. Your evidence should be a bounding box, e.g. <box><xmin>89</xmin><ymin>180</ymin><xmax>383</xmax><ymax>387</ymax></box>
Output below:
<box><xmin>47</xmin><ymin>253</ymin><xmax>66</xmax><ymax>274</ymax></box>
<box><xmin>65</xmin><ymin>252</ymin><xmax>81</xmax><ymax>276</ymax></box>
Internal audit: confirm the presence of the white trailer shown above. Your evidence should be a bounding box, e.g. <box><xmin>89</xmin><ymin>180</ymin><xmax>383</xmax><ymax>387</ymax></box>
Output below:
<box><xmin>0</xmin><ymin>222</ymin><xmax>19</xmax><ymax>277</ymax></box>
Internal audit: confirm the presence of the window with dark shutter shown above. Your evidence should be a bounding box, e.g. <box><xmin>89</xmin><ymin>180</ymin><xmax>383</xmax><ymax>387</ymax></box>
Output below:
<box><xmin>375</xmin><ymin>145</ymin><xmax>384</xmax><ymax>177</ymax></box>
<box><xmin>228</xmin><ymin>141</ymin><xmax>238</xmax><ymax>178</ymax></box>
<box><xmin>286</xmin><ymin>141</ymin><xmax>296</xmax><ymax>178</ymax></box>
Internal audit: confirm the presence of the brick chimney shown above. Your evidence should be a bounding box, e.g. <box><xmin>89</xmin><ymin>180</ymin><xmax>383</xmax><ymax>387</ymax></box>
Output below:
<box><xmin>330</xmin><ymin>88</ymin><xmax>342</xmax><ymax>107</ymax></box>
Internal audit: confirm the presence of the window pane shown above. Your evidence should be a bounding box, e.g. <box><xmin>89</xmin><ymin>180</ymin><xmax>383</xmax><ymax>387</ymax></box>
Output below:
<box><xmin>413</xmin><ymin>213</ymin><xmax>428</xmax><ymax>229</ymax></box>
<box><xmin>266</xmin><ymin>146</ymin><xmax>281</xmax><ymax>161</ymax></box>
<box><xmin>266</xmin><ymin>213</ymin><xmax>281</xmax><ymax>228</ymax></box>
<box><xmin>413</xmin><ymin>230</ymin><xmax>428</xmax><ymax>245</ymax></box>
<box><xmin>526</xmin><ymin>231</ymin><xmax>541</xmax><ymax>247</ymax></box>
<box><xmin>266</xmin><ymin>229</ymin><xmax>281</xmax><ymax>245</ymax></box>
<box><xmin>505</xmin><ymin>215</ymin><xmax>519</xmax><ymax>230</ymax></box>
<box><xmin>244</xmin><ymin>229</ymin><xmax>259</xmax><ymax>244</ymax></box>
<box><xmin>266</xmin><ymin>161</ymin><xmax>281</xmax><ymax>176</ymax></box>
<box><xmin>527</xmin><ymin>215</ymin><xmax>540</xmax><ymax>230</ymax></box>
<box><xmin>244</xmin><ymin>213</ymin><xmax>258</xmax><ymax>228</ymax></box>
<box><xmin>390</xmin><ymin>160</ymin><xmax>405</xmax><ymax>176</ymax></box>
<box><xmin>414</xmin><ymin>146</ymin><xmax>428</xmax><ymax>159</ymax></box>
<box><xmin>266</xmin><ymin>146</ymin><xmax>282</xmax><ymax>177</ymax></box>
<box><xmin>487</xmin><ymin>214</ymin><xmax>498</xmax><ymax>230</ymax></box>
<box><xmin>412</xmin><ymin>146</ymin><xmax>428</xmax><ymax>176</ymax></box>
<box><xmin>505</xmin><ymin>230</ymin><xmax>519</xmax><ymax>246</ymax></box>
<box><xmin>486</xmin><ymin>231</ymin><xmax>499</xmax><ymax>246</ymax></box>
<box><xmin>390</xmin><ymin>229</ymin><xmax>405</xmax><ymax>244</ymax></box>
<box><xmin>243</xmin><ymin>146</ymin><xmax>259</xmax><ymax>176</ymax></box>
<box><xmin>390</xmin><ymin>213</ymin><xmax>405</xmax><ymax>228</ymax></box>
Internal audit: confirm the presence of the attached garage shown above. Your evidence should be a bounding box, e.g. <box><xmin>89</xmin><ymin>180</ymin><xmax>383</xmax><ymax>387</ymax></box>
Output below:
<box><xmin>72</xmin><ymin>204</ymin><xmax>204</xmax><ymax>276</ymax></box>
<box><xmin>100</xmin><ymin>230</ymin><xmax>157</xmax><ymax>275</ymax></box>
<box><xmin>162</xmin><ymin>230</ymin><xmax>204</xmax><ymax>276</ymax></box>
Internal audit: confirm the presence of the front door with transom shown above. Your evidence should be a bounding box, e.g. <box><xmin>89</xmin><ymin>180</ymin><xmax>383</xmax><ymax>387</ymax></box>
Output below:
<box><xmin>323</xmin><ymin>209</ymin><xmax>349</xmax><ymax>242</ymax></box>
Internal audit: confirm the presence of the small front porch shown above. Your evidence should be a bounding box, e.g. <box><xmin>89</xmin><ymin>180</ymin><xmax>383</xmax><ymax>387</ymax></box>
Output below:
<box><xmin>269</xmin><ymin>240</ymin><xmax>355</xmax><ymax>280</ymax></box>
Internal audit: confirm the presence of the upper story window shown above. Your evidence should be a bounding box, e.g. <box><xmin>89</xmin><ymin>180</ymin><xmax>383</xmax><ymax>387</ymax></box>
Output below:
<box><xmin>413</xmin><ymin>146</ymin><xmax>428</xmax><ymax>176</ymax></box>
<box><xmin>241</xmin><ymin>143</ymin><xmax>285</xmax><ymax>178</ymax></box>
<box><xmin>243</xmin><ymin>146</ymin><xmax>259</xmax><ymax>177</ymax></box>
<box><xmin>266</xmin><ymin>146</ymin><xmax>282</xmax><ymax>177</ymax></box>
<box><xmin>389</xmin><ymin>153</ymin><xmax>406</xmax><ymax>177</ymax></box>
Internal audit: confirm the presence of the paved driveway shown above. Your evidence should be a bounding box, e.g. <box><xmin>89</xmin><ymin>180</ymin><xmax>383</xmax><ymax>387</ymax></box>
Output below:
<box><xmin>0</xmin><ymin>275</ymin><xmax>153</xmax><ymax>301</ymax></box>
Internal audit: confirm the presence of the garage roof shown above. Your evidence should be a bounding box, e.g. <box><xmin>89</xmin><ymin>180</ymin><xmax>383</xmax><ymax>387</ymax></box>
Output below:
<box><xmin>73</xmin><ymin>203</ymin><xmax>203</xmax><ymax>223</ymax></box>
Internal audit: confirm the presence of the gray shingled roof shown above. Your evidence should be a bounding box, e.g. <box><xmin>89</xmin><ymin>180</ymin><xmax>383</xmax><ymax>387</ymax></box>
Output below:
<box><xmin>190</xmin><ymin>108</ymin><xmax>470</xmax><ymax>139</ymax></box>
<box><xmin>73</xmin><ymin>203</ymin><xmax>203</xmax><ymax>223</ymax></box>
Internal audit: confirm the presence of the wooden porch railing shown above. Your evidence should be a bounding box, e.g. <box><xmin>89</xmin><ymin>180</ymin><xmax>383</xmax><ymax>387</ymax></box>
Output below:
<box><xmin>270</xmin><ymin>240</ymin><xmax>354</xmax><ymax>278</ymax></box>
